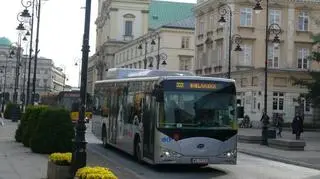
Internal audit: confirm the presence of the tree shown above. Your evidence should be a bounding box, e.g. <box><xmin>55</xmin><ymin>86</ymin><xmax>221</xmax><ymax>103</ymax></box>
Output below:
<box><xmin>292</xmin><ymin>34</ymin><xmax>320</xmax><ymax>108</ymax></box>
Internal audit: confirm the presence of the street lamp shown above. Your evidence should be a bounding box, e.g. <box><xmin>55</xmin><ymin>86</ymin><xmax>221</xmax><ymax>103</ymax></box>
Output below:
<box><xmin>150</xmin><ymin>32</ymin><xmax>162</xmax><ymax>69</ymax></box>
<box><xmin>20</xmin><ymin>0</ymin><xmax>34</xmax><ymax>106</ymax></box>
<box><xmin>70</xmin><ymin>0</ymin><xmax>92</xmax><ymax>176</ymax></box>
<box><xmin>138</xmin><ymin>32</ymin><xmax>167</xmax><ymax>70</ymax></box>
<box><xmin>218</xmin><ymin>4</ymin><xmax>243</xmax><ymax>79</ymax></box>
<box><xmin>13</xmin><ymin>12</ymin><xmax>27</xmax><ymax>104</ymax></box>
<box><xmin>19</xmin><ymin>0</ymin><xmax>42</xmax><ymax>105</ymax></box>
<box><xmin>138</xmin><ymin>38</ymin><xmax>148</xmax><ymax>69</ymax></box>
<box><xmin>31</xmin><ymin>0</ymin><xmax>43</xmax><ymax>105</ymax></box>
<box><xmin>253</xmin><ymin>0</ymin><xmax>282</xmax><ymax>146</ymax></box>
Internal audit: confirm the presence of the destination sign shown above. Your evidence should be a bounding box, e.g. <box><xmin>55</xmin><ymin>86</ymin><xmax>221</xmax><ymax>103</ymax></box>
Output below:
<box><xmin>163</xmin><ymin>80</ymin><xmax>234</xmax><ymax>91</ymax></box>
<box><xmin>189</xmin><ymin>83</ymin><xmax>216</xmax><ymax>89</ymax></box>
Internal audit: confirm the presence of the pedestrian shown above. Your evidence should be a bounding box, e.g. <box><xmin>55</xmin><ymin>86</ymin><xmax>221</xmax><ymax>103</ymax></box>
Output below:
<box><xmin>276</xmin><ymin>114</ymin><xmax>284</xmax><ymax>137</ymax></box>
<box><xmin>291</xmin><ymin>113</ymin><xmax>304</xmax><ymax>140</ymax></box>
<box><xmin>0</xmin><ymin>114</ymin><xmax>4</xmax><ymax>127</ymax></box>
<box><xmin>260</xmin><ymin>110</ymin><xmax>270</xmax><ymax>127</ymax></box>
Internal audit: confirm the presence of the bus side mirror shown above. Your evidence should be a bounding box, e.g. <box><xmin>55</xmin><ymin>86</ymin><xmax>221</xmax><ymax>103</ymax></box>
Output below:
<box><xmin>237</xmin><ymin>106</ymin><xmax>244</xmax><ymax>118</ymax></box>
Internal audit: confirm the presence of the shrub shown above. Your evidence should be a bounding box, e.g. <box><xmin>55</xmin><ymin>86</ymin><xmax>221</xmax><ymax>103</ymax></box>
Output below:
<box><xmin>49</xmin><ymin>152</ymin><xmax>72</xmax><ymax>166</ymax></box>
<box><xmin>22</xmin><ymin>105</ymin><xmax>48</xmax><ymax>147</ymax></box>
<box><xmin>75</xmin><ymin>166</ymin><xmax>118</xmax><ymax>179</ymax></box>
<box><xmin>4</xmin><ymin>102</ymin><xmax>20</xmax><ymax>119</ymax></box>
<box><xmin>30</xmin><ymin>108</ymin><xmax>74</xmax><ymax>154</ymax></box>
<box><xmin>15</xmin><ymin>106</ymin><xmax>33</xmax><ymax>143</ymax></box>
<box><xmin>15</xmin><ymin>123</ymin><xmax>23</xmax><ymax>142</ymax></box>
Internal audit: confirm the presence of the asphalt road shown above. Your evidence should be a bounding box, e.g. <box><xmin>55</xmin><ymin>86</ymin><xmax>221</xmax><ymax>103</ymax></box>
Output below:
<box><xmin>86</xmin><ymin>124</ymin><xmax>320</xmax><ymax>179</ymax></box>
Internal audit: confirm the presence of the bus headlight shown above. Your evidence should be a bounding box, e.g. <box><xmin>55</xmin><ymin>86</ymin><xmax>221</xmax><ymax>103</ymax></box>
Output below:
<box><xmin>223</xmin><ymin>149</ymin><xmax>237</xmax><ymax>158</ymax></box>
<box><xmin>160</xmin><ymin>147</ymin><xmax>182</xmax><ymax>161</ymax></box>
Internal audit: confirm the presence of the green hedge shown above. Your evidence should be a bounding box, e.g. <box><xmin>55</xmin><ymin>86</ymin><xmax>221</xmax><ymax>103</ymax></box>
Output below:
<box><xmin>30</xmin><ymin>107</ymin><xmax>75</xmax><ymax>154</ymax></box>
<box><xmin>4</xmin><ymin>102</ymin><xmax>21</xmax><ymax>119</ymax></box>
<box><xmin>22</xmin><ymin>106</ymin><xmax>48</xmax><ymax>147</ymax></box>
<box><xmin>15</xmin><ymin>106</ymin><xmax>75</xmax><ymax>154</ymax></box>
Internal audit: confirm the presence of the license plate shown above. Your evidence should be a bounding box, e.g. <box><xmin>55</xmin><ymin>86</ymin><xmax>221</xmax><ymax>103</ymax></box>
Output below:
<box><xmin>191</xmin><ymin>158</ymin><xmax>208</xmax><ymax>164</ymax></box>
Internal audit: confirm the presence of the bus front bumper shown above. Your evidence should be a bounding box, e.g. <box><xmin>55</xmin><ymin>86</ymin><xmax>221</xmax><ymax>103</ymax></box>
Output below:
<box><xmin>155</xmin><ymin>152</ymin><xmax>237</xmax><ymax>165</ymax></box>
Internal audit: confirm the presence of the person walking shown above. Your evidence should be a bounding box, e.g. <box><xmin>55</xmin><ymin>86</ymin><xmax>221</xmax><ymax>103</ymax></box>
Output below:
<box><xmin>276</xmin><ymin>114</ymin><xmax>284</xmax><ymax>137</ymax></box>
<box><xmin>291</xmin><ymin>113</ymin><xmax>304</xmax><ymax>140</ymax></box>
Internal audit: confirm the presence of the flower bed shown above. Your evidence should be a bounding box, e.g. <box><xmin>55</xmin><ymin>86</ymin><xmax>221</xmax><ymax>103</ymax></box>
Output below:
<box><xmin>47</xmin><ymin>152</ymin><xmax>72</xmax><ymax>179</ymax></box>
<box><xmin>75</xmin><ymin>166</ymin><xmax>118</xmax><ymax>179</ymax></box>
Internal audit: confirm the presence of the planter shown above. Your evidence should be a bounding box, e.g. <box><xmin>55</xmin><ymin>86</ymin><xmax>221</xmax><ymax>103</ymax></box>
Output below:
<box><xmin>47</xmin><ymin>160</ymin><xmax>71</xmax><ymax>179</ymax></box>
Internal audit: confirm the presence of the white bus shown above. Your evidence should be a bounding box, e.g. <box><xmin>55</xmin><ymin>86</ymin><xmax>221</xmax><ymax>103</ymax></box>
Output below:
<box><xmin>91</xmin><ymin>68</ymin><xmax>243</xmax><ymax>166</ymax></box>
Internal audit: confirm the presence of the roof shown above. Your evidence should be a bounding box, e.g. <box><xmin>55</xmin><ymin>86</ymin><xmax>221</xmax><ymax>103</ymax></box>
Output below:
<box><xmin>162</xmin><ymin>16</ymin><xmax>195</xmax><ymax>29</ymax></box>
<box><xmin>105</xmin><ymin>68</ymin><xmax>195</xmax><ymax>79</ymax></box>
<box><xmin>148</xmin><ymin>0</ymin><xmax>195</xmax><ymax>30</ymax></box>
<box><xmin>0</xmin><ymin>37</ymin><xmax>11</xmax><ymax>47</ymax></box>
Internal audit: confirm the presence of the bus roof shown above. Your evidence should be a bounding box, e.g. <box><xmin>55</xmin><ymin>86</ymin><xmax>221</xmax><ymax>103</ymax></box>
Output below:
<box><xmin>95</xmin><ymin>70</ymin><xmax>235</xmax><ymax>85</ymax></box>
<box><xmin>104</xmin><ymin>68</ymin><xmax>195</xmax><ymax>80</ymax></box>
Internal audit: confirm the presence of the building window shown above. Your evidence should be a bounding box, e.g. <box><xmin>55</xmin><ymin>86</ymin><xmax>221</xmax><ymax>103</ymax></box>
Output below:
<box><xmin>240</xmin><ymin>8</ymin><xmax>252</xmax><ymax>26</ymax></box>
<box><xmin>297</xmin><ymin>48</ymin><xmax>309</xmax><ymax>69</ymax></box>
<box><xmin>273</xmin><ymin>92</ymin><xmax>284</xmax><ymax>111</ymax></box>
<box><xmin>298</xmin><ymin>11</ymin><xmax>309</xmax><ymax>31</ymax></box>
<box><xmin>301</xmin><ymin>97</ymin><xmax>311</xmax><ymax>113</ymax></box>
<box><xmin>181</xmin><ymin>37</ymin><xmax>190</xmax><ymax>49</ymax></box>
<box><xmin>268</xmin><ymin>44</ymin><xmax>280</xmax><ymax>68</ymax></box>
<box><xmin>217</xmin><ymin>41</ymin><xmax>223</xmax><ymax>66</ymax></box>
<box><xmin>125</xmin><ymin>20</ymin><xmax>133</xmax><ymax>36</ymax></box>
<box><xmin>252</xmin><ymin>92</ymin><xmax>257</xmax><ymax>110</ymax></box>
<box><xmin>199</xmin><ymin>20</ymin><xmax>204</xmax><ymax>35</ymax></box>
<box><xmin>269</xmin><ymin>9</ymin><xmax>281</xmax><ymax>25</ymax></box>
<box><xmin>239</xmin><ymin>44</ymin><xmax>252</xmax><ymax>66</ymax></box>
<box><xmin>179</xmin><ymin>56</ymin><xmax>192</xmax><ymax>71</ymax></box>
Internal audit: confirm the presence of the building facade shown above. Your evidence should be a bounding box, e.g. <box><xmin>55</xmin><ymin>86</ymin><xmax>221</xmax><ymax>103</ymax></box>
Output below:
<box><xmin>0</xmin><ymin>37</ymin><xmax>66</xmax><ymax>104</ymax></box>
<box><xmin>194</xmin><ymin>0</ymin><xmax>320</xmax><ymax>124</ymax></box>
<box><xmin>114</xmin><ymin>17</ymin><xmax>195</xmax><ymax>71</ymax></box>
<box><xmin>87</xmin><ymin>0</ymin><xmax>195</xmax><ymax>94</ymax></box>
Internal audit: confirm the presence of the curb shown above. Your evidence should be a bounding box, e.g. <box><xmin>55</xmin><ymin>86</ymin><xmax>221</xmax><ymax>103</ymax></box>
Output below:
<box><xmin>238</xmin><ymin>148</ymin><xmax>320</xmax><ymax>171</ymax></box>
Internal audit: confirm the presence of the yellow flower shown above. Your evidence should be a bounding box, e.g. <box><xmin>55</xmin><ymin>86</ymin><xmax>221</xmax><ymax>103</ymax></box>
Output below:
<box><xmin>48</xmin><ymin>152</ymin><xmax>72</xmax><ymax>165</ymax></box>
<box><xmin>75</xmin><ymin>166</ymin><xmax>118</xmax><ymax>179</ymax></box>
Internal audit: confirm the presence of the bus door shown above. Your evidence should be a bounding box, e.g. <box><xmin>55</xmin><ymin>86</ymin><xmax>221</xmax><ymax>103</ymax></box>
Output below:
<box><xmin>110</xmin><ymin>92</ymin><xmax>118</xmax><ymax>144</ymax></box>
<box><xmin>142</xmin><ymin>95</ymin><xmax>155</xmax><ymax>160</ymax></box>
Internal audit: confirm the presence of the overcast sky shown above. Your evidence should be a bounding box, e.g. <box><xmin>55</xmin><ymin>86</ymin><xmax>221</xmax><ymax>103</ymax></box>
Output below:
<box><xmin>0</xmin><ymin>0</ymin><xmax>196</xmax><ymax>87</ymax></box>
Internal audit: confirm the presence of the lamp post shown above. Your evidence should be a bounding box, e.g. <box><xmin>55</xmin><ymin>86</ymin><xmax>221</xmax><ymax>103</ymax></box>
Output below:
<box><xmin>19</xmin><ymin>0</ymin><xmax>42</xmax><ymax>105</ymax></box>
<box><xmin>253</xmin><ymin>0</ymin><xmax>281</xmax><ymax>145</ymax></box>
<box><xmin>70</xmin><ymin>0</ymin><xmax>92</xmax><ymax>175</ymax></box>
<box><xmin>20</xmin><ymin>0</ymin><xmax>33</xmax><ymax>106</ymax></box>
<box><xmin>138</xmin><ymin>38</ymin><xmax>148</xmax><ymax>69</ymax></box>
<box><xmin>13</xmin><ymin>12</ymin><xmax>28</xmax><ymax>104</ymax></box>
<box><xmin>218</xmin><ymin>4</ymin><xmax>243</xmax><ymax>79</ymax></box>
<box><xmin>31</xmin><ymin>0</ymin><xmax>42</xmax><ymax>105</ymax></box>
<box><xmin>138</xmin><ymin>32</ymin><xmax>167</xmax><ymax>70</ymax></box>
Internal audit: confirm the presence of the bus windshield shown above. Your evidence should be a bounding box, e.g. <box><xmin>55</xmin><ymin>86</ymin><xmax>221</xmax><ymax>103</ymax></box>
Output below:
<box><xmin>61</xmin><ymin>97</ymin><xmax>80</xmax><ymax>111</ymax></box>
<box><xmin>159</xmin><ymin>83</ymin><xmax>236</xmax><ymax>129</ymax></box>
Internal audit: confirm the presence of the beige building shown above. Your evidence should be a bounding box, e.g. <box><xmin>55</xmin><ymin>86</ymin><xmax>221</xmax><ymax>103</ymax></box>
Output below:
<box><xmin>87</xmin><ymin>0</ymin><xmax>195</xmax><ymax>94</ymax></box>
<box><xmin>194</xmin><ymin>0</ymin><xmax>320</xmax><ymax>124</ymax></box>
<box><xmin>114</xmin><ymin>17</ymin><xmax>195</xmax><ymax>71</ymax></box>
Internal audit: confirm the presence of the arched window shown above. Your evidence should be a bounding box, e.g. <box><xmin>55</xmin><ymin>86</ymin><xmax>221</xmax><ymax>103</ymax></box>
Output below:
<box><xmin>123</xmin><ymin>14</ymin><xmax>135</xmax><ymax>37</ymax></box>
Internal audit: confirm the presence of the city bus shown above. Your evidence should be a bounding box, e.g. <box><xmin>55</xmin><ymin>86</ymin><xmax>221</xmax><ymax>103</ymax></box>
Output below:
<box><xmin>40</xmin><ymin>91</ymin><xmax>93</xmax><ymax>123</ymax></box>
<box><xmin>91</xmin><ymin>68</ymin><xmax>243</xmax><ymax>165</ymax></box>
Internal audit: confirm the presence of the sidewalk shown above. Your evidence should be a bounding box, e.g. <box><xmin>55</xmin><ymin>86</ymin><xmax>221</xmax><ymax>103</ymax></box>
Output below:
<box><xmin>0</xmin><ymin>120</ymin><xmax>48</xmax><ymax>179</ymax></box>
<box><xmin>238</xmin><ymin>128</ymin><xmax>320</xmax><ymax>170</ymax></box>
<box><xmin>0</xmin><ymin>120</ymin><xmax>139</xmax><ymax>179</ymax></box>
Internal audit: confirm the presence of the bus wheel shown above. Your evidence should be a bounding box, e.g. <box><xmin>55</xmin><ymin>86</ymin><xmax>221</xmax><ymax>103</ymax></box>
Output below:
<box><xmin>134</xmin><ymin>138</ymin><xmax>142</xmax><ymax>163</ymax></box>
<box><xmin>102</xmin><ymin>125</ymin><xmax>108</xmax><ymax>148</ymax></box>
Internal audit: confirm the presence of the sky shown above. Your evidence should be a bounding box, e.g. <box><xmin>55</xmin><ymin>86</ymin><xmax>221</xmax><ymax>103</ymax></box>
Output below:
<box><xmin>0</xmin><ymin>0</ymin><xmax>196</xmax><ymax>87</ymax></box>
